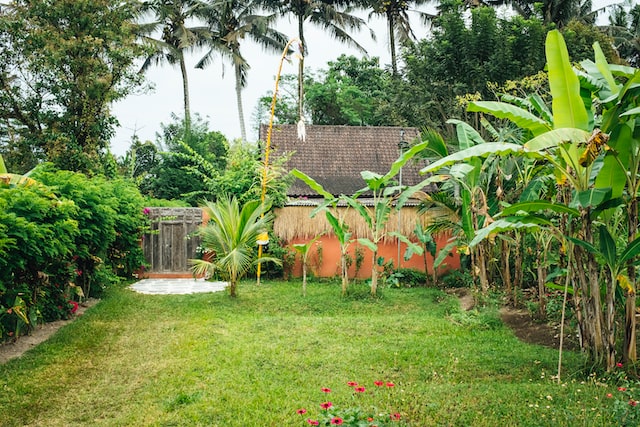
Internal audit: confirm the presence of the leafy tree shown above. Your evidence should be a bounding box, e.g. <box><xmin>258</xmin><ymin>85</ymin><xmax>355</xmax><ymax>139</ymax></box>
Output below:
<box><xmin>191</xmin><ymin>196</ymin><xmax>279</xmax><ymax>297</ymax></box>
<box><xmin>138</xmin><ymin>0</ymin><xmax>209</xmax><ymax>133</ymax></box>
<box><xmin>196</xmin><ymin>0</ymin><xmax>288</xmax><ymax>141</ymax></box>
<box><xmin>142</xmin><ymin>113</ymin><xmax>228</xmax><ymax>204</ymax></box>
<box><xmin>305</xmin><ymin>55</ymin><xmax>397</xmax><ymax>125</ymax></box>
<box><xmin>0</xmin><ymin>0</ymin><xmax>144</xmax><ymax>174</ymax></box>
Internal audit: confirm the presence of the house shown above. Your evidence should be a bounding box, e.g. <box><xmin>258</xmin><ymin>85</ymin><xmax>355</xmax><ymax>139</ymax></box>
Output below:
<box><xmin>259</xmin><ymin>124</ymin><xmax>459</xmax><ymax>279</ymax></box>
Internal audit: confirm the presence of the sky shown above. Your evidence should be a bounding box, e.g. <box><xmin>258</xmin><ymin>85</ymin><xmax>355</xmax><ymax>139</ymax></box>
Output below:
<box><xmin>110</xmin><ymin>13</ymin><xmax>403</xmax><ymax>156</ymax></box>
<box><xmin>109</xmin><ymin>2</ymin><xmax>620</xmax><ymax>156</ymax></box>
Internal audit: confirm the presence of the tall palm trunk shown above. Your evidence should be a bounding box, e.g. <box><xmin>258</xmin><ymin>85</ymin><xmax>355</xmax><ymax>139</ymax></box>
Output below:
<box><xmin>179</xmin><ymin>49</ymin><xmax>191</xmax><ymax>135</ymax></box>
<box><xmin>297</xmin><ymin>16</ymin><xmax>305</xmax><ymax>122</ymax></box>
<box><xmin>387</xmin><ymin>10</ymin><xmax>397</xmax><ymax>76</ymax></box>
<box><xmin>234</xmin><ymin>63</ymin><xmax>247</xmax><ymax>142</ymax></box>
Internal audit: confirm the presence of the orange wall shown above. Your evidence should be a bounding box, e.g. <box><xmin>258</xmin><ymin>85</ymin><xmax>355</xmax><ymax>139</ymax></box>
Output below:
<box><xmin>287</xmin><ymin>234</ymin><xmax>459</xmax><ymax>279</ymax></box>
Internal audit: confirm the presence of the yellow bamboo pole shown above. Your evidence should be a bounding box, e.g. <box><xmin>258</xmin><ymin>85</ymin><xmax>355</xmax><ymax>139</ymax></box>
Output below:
<box><xmin>256</xmin><ymin>38</ymin><xmax>301</xmax><ymax>286</ymax></box>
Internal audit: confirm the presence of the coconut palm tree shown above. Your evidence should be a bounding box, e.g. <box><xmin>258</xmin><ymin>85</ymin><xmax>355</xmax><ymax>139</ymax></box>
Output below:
<box><xmin>362</xmin><ymin>0</ymin><xmax>433</xmax><ymax>75</ymax></box>
<box><xmin>138</xmin><ymin>0</ymin><xmax>209</xmax><ymax>133</ymax></box>
<box><xmin>602</xmin><ymin>0</ymin><xmax>640</xmax><ymax>66</ymax></box>
<box><xmin>190</xmin><ymin>196</ymin><xmax>280</xmax><ymax>297</ymax></box>
<box><xmin>263</xmin><ymin>0</ymin><xmax>368</xmax><ymax>123</ymax></box>
<box><xmin>196</xmin><ymin>0</ymin><xmax>288</xmax><ymax>142</ymax></box>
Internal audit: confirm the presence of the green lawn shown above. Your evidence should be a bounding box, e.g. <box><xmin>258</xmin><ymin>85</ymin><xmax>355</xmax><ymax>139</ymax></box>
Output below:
<box><xmin>0</xmin><ymin>280</ymin><xmax>626</xmax><ymax>426</ymax></box>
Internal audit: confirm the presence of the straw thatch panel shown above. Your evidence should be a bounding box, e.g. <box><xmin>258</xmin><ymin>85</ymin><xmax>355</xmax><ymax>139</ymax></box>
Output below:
<box><xmin>274</xmin><ymin>206</ymin><xmax>436</xmax><ymax>242</ymax></box>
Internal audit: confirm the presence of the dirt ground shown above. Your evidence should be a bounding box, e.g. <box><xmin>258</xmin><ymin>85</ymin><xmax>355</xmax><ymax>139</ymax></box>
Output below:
<box><xmin>450</xmin><ymin>287</ymin><xmax>579</xmax><ymax>351</ymax></box>
<box><xmin>0</xmin><ymin>299</ymin><xmax>98</xmax><ymax>364</ymax></box>
<box><xmin>0</xmin><ymin>291</ymin><xmax>575</xmax><ymax>365</ymax></box>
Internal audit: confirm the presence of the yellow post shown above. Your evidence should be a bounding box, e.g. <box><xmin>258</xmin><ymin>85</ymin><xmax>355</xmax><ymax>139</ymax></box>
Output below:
<box><xmin>256</xmin><ymin>39</ymin><xmax>302</xmax><ymax>286</ymax></box>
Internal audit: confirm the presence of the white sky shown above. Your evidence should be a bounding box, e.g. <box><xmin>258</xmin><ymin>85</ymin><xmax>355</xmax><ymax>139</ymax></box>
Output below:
<box><xmin>109</xmin><ymin>2</ymin><xmax>620</xmax><ymax>156</ymax></box>
<box><xmin>110</xmin><ymin>14</ymin><xmax>400</xmax><ymax>156</ymax></box>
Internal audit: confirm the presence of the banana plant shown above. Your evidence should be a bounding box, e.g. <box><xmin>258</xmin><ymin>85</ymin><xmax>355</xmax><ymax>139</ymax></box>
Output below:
<box><xmin>422</xmin><ymin>29</ymin><xmax>634</xmax><ymax>370</ymax></box>
<box><xmin>292</xmin><ymin>233</ymin><xmax>323</xmax><ymax>297</ymax></box>
<box><xmin>290</xmin><ymin>169</ymin><xmax>354</xmax><ymax>296</ymax></box>
<box><xmin>0</xmin><ymin>154</ymin><xmax>37</xmax><ymax>188</ymax></box>
<box><xmin>341</xmin><ymin>142</ymin><xmax>430</xmax><ymax>296</ymax></box>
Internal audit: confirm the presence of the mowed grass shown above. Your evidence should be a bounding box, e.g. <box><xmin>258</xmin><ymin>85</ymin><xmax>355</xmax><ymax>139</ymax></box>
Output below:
<box><xmin>0</xmin><ymin>280</ymin><xmax>622</xmax><ymax>426</ymax></box>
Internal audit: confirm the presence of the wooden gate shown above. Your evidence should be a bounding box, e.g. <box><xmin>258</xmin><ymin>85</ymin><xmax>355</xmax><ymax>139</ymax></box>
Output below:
<box><xmin>142</xmin><ymin>207</ymin><xmax>203</xmax><ymax>275</ymax></box>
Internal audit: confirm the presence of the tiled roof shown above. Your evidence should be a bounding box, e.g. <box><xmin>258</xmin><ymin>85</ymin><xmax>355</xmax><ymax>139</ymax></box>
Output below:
<box><xmin>259</xmin><ymin>124</ymin><xmax>427</xmax><ymax>198</ymax></box>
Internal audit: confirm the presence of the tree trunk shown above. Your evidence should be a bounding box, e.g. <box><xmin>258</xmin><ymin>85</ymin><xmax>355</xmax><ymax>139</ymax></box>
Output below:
<box><xmin>371</xmin><ymin>251</ymin><xmax>378</xmax><ymax>296</ymax></box>
<box><xmin>235</xmin><ymin>64</ymin><xmax>247</xmax><ymax>142</ymax></box>
<box><xmin>297</xmin><ymin>16</ymin><xmax>305</xmax><ymax>122</ymax></box>
<box><xmin>502</xmin><ymin>238</ymin><xmax>512</xmax><ymax>304</ymax></box>
<box><xmin>302</xmin><ymin>259</ymin><xmax>307</xmax><ymax>297</ymax></box>
<box><xmin>341</xmin><ymin>250</ymin><xmax>349</xmax><ymax>296</ymax></box>
<box><xmin>229</xmin><ymin>280</ymin><xmax>237</xmax><ymax>298</ymax></box>
<box><xmin>387</xmin><ymin>10</ymin><xmax>397</xmax><ymax>76</ymax></box>
<box><xmin>624</xmin><ymin>196</ymin><xmax>638</xmax><ymax>362</ymax></box>
<box><xmin>179</xmin><ymin>50</ymin><xmax>191</xmax><ymax>135</ymax></box>
<box><xmin>513</xmin><ymin>233</ymin><xmax>523</xmax><ymax>306</ymax></box>
<box><xmin>537</xmin><ymin>239</ymin><xmax>547</xmax><ymax>318</ymax></box>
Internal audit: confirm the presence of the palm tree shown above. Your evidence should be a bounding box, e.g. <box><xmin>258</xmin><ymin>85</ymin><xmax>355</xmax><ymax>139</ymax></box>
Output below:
<box><xmin>196</xmin><ymin>0</ymin><xmax>288</xmax><ymax>142</ymax></box>
<box><xmin>190</xmin><ymin>196</ymin><xmax>280</xmax><ymax>297</ymax></box>
<box><xmin>263</xmin><ymin>0</ymin><xmax>368</xmax><ymax>123</ymax></box>
<box><xmin>138</xmin><ymin>0</ymin><xmax>209</xmax><ymax>133</ymax></box>
<box><xmin>602</xmin><ymin>0</ymin><xmax>640</xmax><ymax>66</ymax></box>
<box><xmin>363</xmin><ymin>0</ymin><xmax>433</xmax><ymax>75</ymax></box>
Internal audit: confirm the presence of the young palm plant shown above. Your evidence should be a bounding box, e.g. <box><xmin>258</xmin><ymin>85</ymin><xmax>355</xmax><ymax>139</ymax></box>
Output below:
<box><xmin>190</xmin><ymin>196</ymin><xmax>280</xmax><ymax>297</ymax></box>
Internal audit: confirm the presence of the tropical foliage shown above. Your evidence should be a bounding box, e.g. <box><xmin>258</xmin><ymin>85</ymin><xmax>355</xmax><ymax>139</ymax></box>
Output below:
<box><xmin>191</xmin><ymin>196</ymin><xmax>280</xmax><ymax>297</ymax></box>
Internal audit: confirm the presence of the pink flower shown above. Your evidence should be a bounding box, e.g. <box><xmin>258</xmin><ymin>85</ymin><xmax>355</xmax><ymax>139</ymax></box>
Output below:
<box><xmin>321</xmin><ymin>387</ymin><xmax>331</xmax><ymax>393</ymax></box>
<box><xmin>630</xmin><ymin>400</ymin><xmax>638</xmax><ymax>407</ymax></box>
<box><xmin>347</xmin><ymin>381</ymin><xmax>358</xmax><ymax>387</ymax></box>
<box><xmin>374</xmin><ymin>381</ymin><xmax>384</xmax><ymax>387</ymax></box>
<box><xmin>617</xmin><ymin>362</ymin><xmax>624</xmax><ymax>368</ymax></box>
<box><xmin>320</xmin><ymin>402</ymin><xmax>333</xmax><ymax>410</ymax></box>
<box><xmin>355</xmin><ymin>386</ymin><xmax>366</xmax><ymax>393</ymax></box>
<box><xmin>386</xmin><ymin>382</ymin><xmax>395</xmax><ymax>388</ymax></box>
<box><xmin>296</xmin><ymin>408</ymin><xmax>307</xmax><ymax>415</ymax></box>
<box><xmin>607</xmin><ymin>393</ymin><xmax>613</xmax><ymax>398</ymax></box>
<box><xmin>330</xmin><ymin>417</ymin><xmax>343</xmax><ymax>425</ymax></box>
<box><xmin>390</xmin><ymin>413</ymin><xmax>402</xmax><ymax>420</ymax></box>
<box><xmin>306</xmin><ymin>420</ymin><xmax>319</xmax><ymax>426</ymax></box>
<box><xmin>6</xmin><ymin>308</ymin><xmax>12</xmax><ymax>314</ymax></box>
<box><xmin>143</xmin><ymin>207</ymin><xmax>151</xmax><ymax>215</ymax></box>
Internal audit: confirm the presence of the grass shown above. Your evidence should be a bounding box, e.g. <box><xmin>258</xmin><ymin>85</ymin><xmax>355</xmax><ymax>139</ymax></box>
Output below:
<box><xmin>0</xmin><ymin>279</ymin><xmax>627</xmax><ymax>426</ymax></box>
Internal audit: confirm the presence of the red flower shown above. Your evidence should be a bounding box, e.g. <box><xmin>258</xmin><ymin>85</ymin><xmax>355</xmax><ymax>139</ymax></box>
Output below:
<box><xmin>296</xmin><ymin>408</ymin><xmax>307</xmax><ymax>415</ymax></box>
<box><xmin>617</xmin><ymin>362</ymin><xmax>624</xmax><ymax>368</ymax></box>
<box><xmin>630</xmin><ymin>400</ymin><xmax>638</xmax><ymax>407</ymax></box>
<box><xmin>619</xmin><ymin>387</ymin><xmax>627</xmax><ymax>392</ymax></box>
<box><xmin>6</xmin><ymin>308</ymin><xmax>12</xmax><ymax>314</ymax></box>
<box><xmin>386</xmin><ymin>382</ymin><xmax>395</xmax><ymax>388</ymax></box>
<box><xmin>347</xmin><ymin>381</ymin><xmax>358</xmax><ymax>387</ymax></box>
<box><xmin>367</xmin><ymin>417</ymin><xmax>374</xmax><ymax>422</ymax></box>
<box><xmin>374</xmin><ymin>381</ymin><xmax>384</xmax><ymax>387</ymax></box>
<box><xmin>321</xmin><ymin>387</ymin><xmax>331</xmax><ymax>393</ymax></box>
<box><xmin>390</xmin><ymin>413</ymin><xmax>402</xmax><ymax>420</ymax></box>
<box><xmin>320</xmin><ymin>402</ymin><xmax>333</xmax><ymax>410</ymax></box>
<box><xmin>355</xmin><ymin>386</ymin><xmax>366</xmax><ymax>393</ymax></box>
<box><xmin>306</xmin><ymin>420</ymin><xmax>319</xmax><ymax>426</ymax></box>
<box><xmin>69</xmin><ymin>301</ymin><xmax>79</xmax><ymax>314</ymax></box>
<box><xmin>330</xmin><ymin>417</ymin><xmax>343</xmax><ymax>425</ymax></box>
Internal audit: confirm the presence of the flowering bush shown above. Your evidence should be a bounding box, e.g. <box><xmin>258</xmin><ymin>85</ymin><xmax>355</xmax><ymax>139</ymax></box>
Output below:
<box><xmin>296</xmin><ymin>380</ymin><xmax>406</xmax><ymax>426</ymax></box>
<box><xmin>604</xmin><ymin>362</ymin><xmax>640</xmax><ymax>426</ymax></box>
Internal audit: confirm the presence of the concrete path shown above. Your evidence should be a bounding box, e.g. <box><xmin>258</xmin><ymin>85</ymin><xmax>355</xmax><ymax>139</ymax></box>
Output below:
<box><xmin>129</xmin><ymin>278</ymin><xmax>228</xmax><ymax>295</ymax></box>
